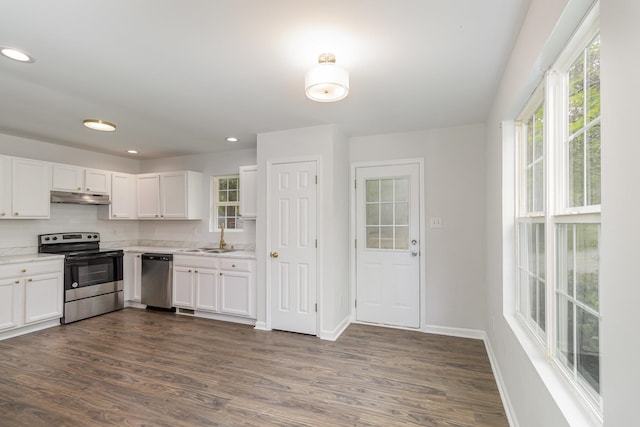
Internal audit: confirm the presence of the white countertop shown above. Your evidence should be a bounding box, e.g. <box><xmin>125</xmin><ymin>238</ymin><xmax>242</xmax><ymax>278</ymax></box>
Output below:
<box><xmin>123</xmin><ymin>246</ymin><xmax>256</xmax><ymax>260</ymax></box>
<box><xmin>0</xmin><ymin>253</ymin><xmax>65</xmax><ymax>265</ymax></box>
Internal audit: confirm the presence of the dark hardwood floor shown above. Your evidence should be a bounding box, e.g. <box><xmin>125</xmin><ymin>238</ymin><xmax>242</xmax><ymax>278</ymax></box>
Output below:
<box><xmin>0</xmin><ymin>309</ymin><xmax>508</xmax><ymax>426</ymax></box>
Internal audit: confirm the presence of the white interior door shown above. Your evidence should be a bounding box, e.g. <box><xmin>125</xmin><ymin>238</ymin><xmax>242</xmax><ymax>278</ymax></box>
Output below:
<box><xmin>269</xmin><ymin>161</ymin><xmax>317</xmax><ymax>335</ymax></box>
<box><xmin>355</xmin><ymin>163</ymin><xmax>421</xmax><ymax>328</ymax></box>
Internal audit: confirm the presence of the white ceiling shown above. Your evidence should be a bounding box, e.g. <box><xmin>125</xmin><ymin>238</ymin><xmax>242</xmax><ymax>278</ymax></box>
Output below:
<box><xmin>0</xmin><ymin>0</ymin><xmax>530</xmax><ymax>160</ymax></box>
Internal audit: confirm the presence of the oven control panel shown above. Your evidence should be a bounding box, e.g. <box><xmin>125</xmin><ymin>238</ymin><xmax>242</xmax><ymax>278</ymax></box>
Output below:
<box><xmin>39</xmin><ymin>232</ymin><xmax>100</xmax><ymax>245</ymax></box>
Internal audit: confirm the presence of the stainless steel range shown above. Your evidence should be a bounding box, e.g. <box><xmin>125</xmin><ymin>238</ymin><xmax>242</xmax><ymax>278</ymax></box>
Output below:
<box><xmin>38</xmin><ymin>232</ymin><xmax>124</xmax><ymax>324</ymax></box>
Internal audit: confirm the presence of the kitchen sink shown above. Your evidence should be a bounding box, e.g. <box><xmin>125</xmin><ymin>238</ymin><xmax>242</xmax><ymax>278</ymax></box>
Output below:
<box><xmin>179</xmin><ymin>248</ymin><xmax>236</xmax><ymax>254</ymax></box>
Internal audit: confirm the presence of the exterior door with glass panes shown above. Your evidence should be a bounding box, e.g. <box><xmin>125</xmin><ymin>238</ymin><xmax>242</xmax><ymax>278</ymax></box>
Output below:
<box><xmin>355</xmin><ymin>163</ymin><xmax>420</xmax><ymax>328</ymax></box>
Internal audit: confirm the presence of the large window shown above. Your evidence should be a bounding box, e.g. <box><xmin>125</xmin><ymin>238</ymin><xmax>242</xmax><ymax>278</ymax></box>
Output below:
<box><xmin>212</xmin><ymin>175</ymin><xmax>242</xmax><ymax>231</ymax></box>
<box><xmin>515</xmin><ymin>13</ymin><xmax>601</xmax><ymax>413</ymax></box>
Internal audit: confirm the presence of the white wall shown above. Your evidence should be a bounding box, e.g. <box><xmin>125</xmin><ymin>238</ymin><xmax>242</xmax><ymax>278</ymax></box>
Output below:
<box><xmin>256</xmin><ymin>125</ymin><xmax>350</xmax><ymax>337</ymax></box>
<box><xmin>483</xmin><ymin>0</ymin><xmax>634</xmax><ymax>426</ymax></box>
<box><xmin>599</xmin><ymin>1</ymin><xmax>640</xmax><ymax>425</ymax></box>
<box><xmin>350</xmin><ymin>124</ymin><xmax>487</xmax><ymax>331</ymax></box>
<box><xmin>138</xmin><ymin>149</ymin><xmax>257</xmax><ymax>248</ymax></box>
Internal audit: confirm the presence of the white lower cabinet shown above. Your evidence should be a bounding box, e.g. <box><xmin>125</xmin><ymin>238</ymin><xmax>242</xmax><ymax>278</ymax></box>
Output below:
<box><xmin>173</xmin><ymin>255</ymin><xmax>256</xmax><ymax>319</ymax></box>
<box><xmin>0</xmin><ymin>258</ymin><xmax>64</xmax><ymax>335</ymax></box>
<box><xmin>0</xmin><ymin>277</ymin><xmax>21</xmax><ymax>330</ymax></box>
<box><xmin>173</xmin><ymin>265</ymin><xmax>197</xmax><ymax>308</ymax></box>
<box><xmin>194</xmin><ymin>268</ymin><xmax>219</xmax><ymax>312</ymax></box>
<box><xmin>219</xmin><ymin>259</ymin><xmax>255</xmax><ymax>318</ymax></box>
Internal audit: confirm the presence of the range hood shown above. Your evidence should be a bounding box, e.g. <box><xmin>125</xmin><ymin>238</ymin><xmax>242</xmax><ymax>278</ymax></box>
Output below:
<box><xmin>50</xmin><ymin>190</ymin><xmax>111</xmax><ymax>205</ymax></box>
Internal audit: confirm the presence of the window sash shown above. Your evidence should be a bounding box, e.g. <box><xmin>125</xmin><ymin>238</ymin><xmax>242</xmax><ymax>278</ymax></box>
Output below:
<box><xmin>514</xmin><ymin>11</ymin><xmax>601</xmax><ymax>414</ymax></box>
<box><xmin>212</xmin><ymin>175</ymin><xmax>242</xmax><ymax>231</ymax></box>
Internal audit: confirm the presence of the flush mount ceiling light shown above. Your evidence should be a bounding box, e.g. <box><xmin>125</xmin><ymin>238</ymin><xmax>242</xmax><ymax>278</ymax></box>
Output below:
<box><xmin>226</xmin><ymin>137</ymin><xmax>239</xmax><ymax>143</ymax></box>
<box><xmin>83</xmin><ymin>119</ymin><xmax>116</xmax><ymax>132</ymax></box>
<box><xmin>127</xmin><ymin>150</ymin><xmax>138</xmax><ymax>154</ymax></box>
<box><xmin>0</xmin><ymin>47</ymin><xmax>35</xmax><ymax>63</ymax></box>
<box><xmin>305</xmin><ymin>53</ymin><xmax>349</xmax><ymax>102</ymax></box>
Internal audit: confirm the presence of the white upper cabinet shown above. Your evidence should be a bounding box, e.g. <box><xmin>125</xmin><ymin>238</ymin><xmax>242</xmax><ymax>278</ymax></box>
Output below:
<box><xmin>239</xmin><ymin>165</ymin><xmax>257</xmax><ymax>219</ymax></box>
<box><xmin>0</xmin><ymin>157</ymin><xmax>51</xmax><ymax>219</ymax></box>
<box><xmin>136</xmin><ymin>174</ymin><xmax>160</xmax><ymax>218</ymax></box>
<box><xmin>136</xmin><ymin>171</ymin><xmax>202</xmax><ymax>219</ymax></box>
<box><xmin>109</xmin><ymin>172</ymin><xmax>137</xmax><ymax>219</ymax></box>
<box><xmin>51</xmin><ymin>163</ymin><xmax>110</xmax><ymax>194</ymax></box>
<box><xmin>0</xmin><ymin>156</ymin><xmax>10</xmax><ymax>218</ymax></box>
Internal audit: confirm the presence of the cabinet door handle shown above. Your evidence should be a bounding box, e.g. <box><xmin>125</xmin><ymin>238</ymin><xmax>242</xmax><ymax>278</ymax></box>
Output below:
<box><xmin>21</xmin><ymin>269</ymin><xmax>26</xmax><ymax>273</ymax></box>
<box><xmin>194</xmin><ymin>270</ymin><xmax>198</xmax><ymax>273</ymax></box>
<box><xmin>77</xmin><ymin>187</ymin><xmax>82</xmax><ymax>190</ymax></box>
<box><xmin>0</xmin><ymin>212</ymin><xmax>5</xmax><ymax>216</ymax></box>
<box><xmin>188</xmin><ymin>269</ymin><xmax>192</xmax><ymax>273</ymax></box>
<box><xmin>14</xmin><ymin>212</ymin><xmax>19</xmax><ymax>216</ymax></box>
<box><xmin>86</xmin><ymin>188</ymin><xmax>90</xmax><ymax>191</ymax></box>
<box><xmin>27</xmin><ymin>278</ymin><xmax>32</xmax><ymax>282</ymax></box>
<box><xmin>14</xmin><ymin>280</ymin><xmax>19</xmax><ymax>284</ymax></box>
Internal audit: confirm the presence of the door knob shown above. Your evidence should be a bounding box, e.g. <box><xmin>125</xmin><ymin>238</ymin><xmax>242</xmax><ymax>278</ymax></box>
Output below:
<box><xmin>270</xmin><ymin>251</ymin><xmax>279</xmax><ymax>258</ymax></box>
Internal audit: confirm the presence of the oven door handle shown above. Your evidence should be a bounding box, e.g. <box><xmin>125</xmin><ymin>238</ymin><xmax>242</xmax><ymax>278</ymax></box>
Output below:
<box><xmin>66</xmin><ymin>251</ymin><xmax>123</xmax><ymax>263</ymax></box>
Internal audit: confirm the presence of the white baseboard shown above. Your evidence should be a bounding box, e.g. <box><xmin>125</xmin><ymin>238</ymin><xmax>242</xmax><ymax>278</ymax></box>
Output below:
<box><xmin>319</xmin><ymin>316</ymin><xmax>350</xmax><ymax>341</ymax></box>
<box><xmin>422</xmin><ymin>323</ymin><xmax>486</xmax><ymax>340</ymax></box>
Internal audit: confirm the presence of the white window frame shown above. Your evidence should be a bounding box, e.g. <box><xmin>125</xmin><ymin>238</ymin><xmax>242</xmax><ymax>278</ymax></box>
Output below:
<box><xmin>516</xmin><ymin>86</ymin><xmax>547</xmax><ymax>344</ymax></box>
<box><xmin>515</xmin><ymin>4</ymin><xmax>602</xmax><ymax>416</ymax></box>
<box><xmin>211</xmin><ymin>174</ymin><xmax>243</xmax><ymax>232</ymax></box>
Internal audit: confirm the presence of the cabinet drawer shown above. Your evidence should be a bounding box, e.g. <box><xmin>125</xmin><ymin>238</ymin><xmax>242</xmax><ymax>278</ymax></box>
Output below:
<box><xmin>0</xmin><ymin>259</ymin><xmax>63</xmax><ymax>279</ymax></box>
<box><xmin>174</xmin><ymin>255</ymin><xmax>219</xmax><ymax>269</ymax></box>
<box><xmin>219</xmin><ymin>258</ymin><xmax>253</xmax><ymax>272</ymax></box>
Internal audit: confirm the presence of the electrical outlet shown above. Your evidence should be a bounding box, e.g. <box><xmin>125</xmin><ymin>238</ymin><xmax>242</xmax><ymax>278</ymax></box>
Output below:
<box><xmin>430</xmin><ymin>217</ymin><xmax>442</xmax><ymax>228</ymax></box>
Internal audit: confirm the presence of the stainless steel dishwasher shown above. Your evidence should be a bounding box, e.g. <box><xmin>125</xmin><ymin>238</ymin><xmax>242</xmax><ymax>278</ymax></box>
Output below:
<box><xmin>141</xmin><ymin>253</ymin><xmax>174</xmax><ymax>310</ymax></box>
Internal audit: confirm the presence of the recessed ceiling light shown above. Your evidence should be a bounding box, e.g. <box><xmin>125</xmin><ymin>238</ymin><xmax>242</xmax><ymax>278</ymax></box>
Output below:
<box><xmin>127</xmin><ymin>150</ymin><xmax>139</xmax><ymax>154</ymax></box>
<box><xmin>226</xmin><ymin>137</ymin><xmax>239</xmax><ymax>143</ymax></box>
<box><xmin>83</xmin><ymin>119</ymin><xmax>116</xmax><ymax>132</ymax></box>
<box><xmin>0</xmin><ymin>47</ymin><xmax>35</xmax><ymax>63</ymax></box>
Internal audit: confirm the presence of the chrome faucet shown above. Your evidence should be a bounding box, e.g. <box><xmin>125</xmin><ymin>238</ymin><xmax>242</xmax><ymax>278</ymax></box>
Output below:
<box><xmin>219</xmin><ymin>222</ymin><xmax>227</xmax><ymax>249</ymax></box>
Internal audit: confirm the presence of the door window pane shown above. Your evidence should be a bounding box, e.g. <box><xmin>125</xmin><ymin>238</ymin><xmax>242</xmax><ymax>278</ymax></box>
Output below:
<box><xmin>366</xmin><ymin>204</ymin><xmax>379</xmax><ymax>225</ymax></box>
<box><xmin>395</xmin><ymin>202</ymin><xmax>408</xmax><ymax>225</ymax></box>
<box><xmin>380</xmin><ymin>203</ymin><xmax>393</xmax><ymax>225</ymax></box>
<box><xmin>380</xmin><ymin>179</ymin><xmax>394</xmax><ymax>202</ymax></box>
<box><xmin>366</xmin><ymin>180</ymin><xmax>379</xmax><ymax>202</ymax></box>
<box><xmin>364</xmin><ymin>177</ymin><xmax>411</xmax><ymax>250</ymax></box>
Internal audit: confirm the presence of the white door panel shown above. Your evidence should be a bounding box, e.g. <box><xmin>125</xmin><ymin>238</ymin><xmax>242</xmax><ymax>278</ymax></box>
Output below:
<box><xmin>270</xmin><ymin>161</ymin><xmax>317</xmax><ymax>335</ymax></box>
<box><xmin>356</xmin><ymin>163</ymin><xmax>421</xmax><ymax>328</ymax></box>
